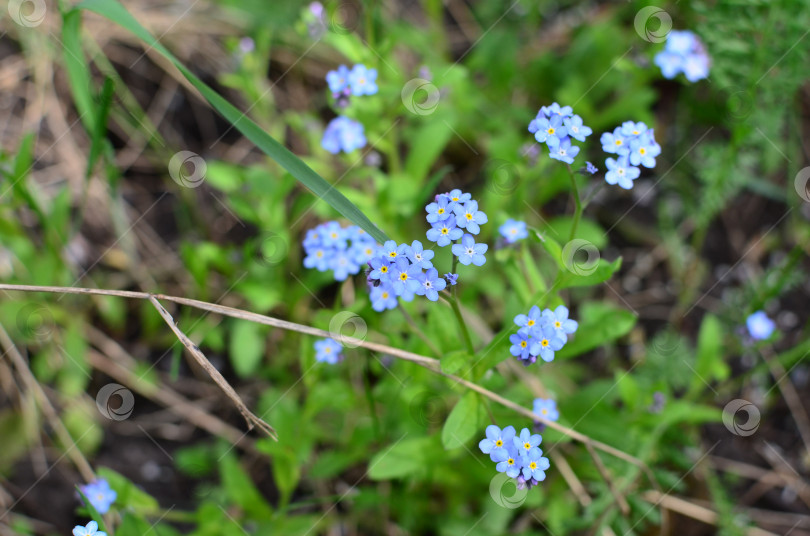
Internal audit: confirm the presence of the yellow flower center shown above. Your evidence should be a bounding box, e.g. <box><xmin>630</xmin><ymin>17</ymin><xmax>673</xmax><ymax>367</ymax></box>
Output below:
<box><xmin>441</xmin><ymin>227</ymin><xmax>449</xmax><ymax>235</ymax></box>
<box><xmin>465</xmin><ymin>213</ymin><xmax>473</xmax><ymax>220</ymax></box>
<box><xmin>316</xmin><ymin>251</ymin><xmax>323</xmax><ymax>258</ymax></box>
<box><xmin>524</xmin><ymin>442</ymin><xmax>531</xmax><ymax>450</ymax></box>
<box><xmin>324</xmin><ymin>347</ymin><xmax>331</xmax><ymax>353</ymax></box>
<box><xmin>541</xmin><ymin>339</ymin><xmax>549</xmax><ymax>347</ymax></box>
<box><xmin>615</xmin><ymin>139</ymin><xmax>622</xmax><ymax>146</ymax></box>
<box><xmin>495</xmin><ymin>439</ymin><xmax>503</xmax><ymax>447</ymax></box>
<box><xmin>542</xmin><ymin>408</ymin><xmax>548</xmax><ymax>415</ymax></box>
<box><xmin>527</xmin><ymin>320</ymin><xmax>535</xmax><ymax>327</ymax></box>
<box><xmin>452</xmin><ymin>196</ymin><xmax>459</xmax><ymax>201</ymax></box>
<box><xmin>639</xmin><ymin>147</ymin><xmax>646</xmax><ymax>154</ymax></box>
<box><xmin>520</xmin><ymin>341</ymin><xmax>527</xmax><ymax>348</ymax></box>
<box><xmin>380</xmin><ymin>266</ymin><xmax>388</xmax><ymax>273</ymax></box>
<box><xmin>331</xmin><ymin>232</ymin><xmax>338</xmax><ymax>239</ymax></box>
<box><xmin>507</xmin><ymin>458</ymin><xmax>515</xmax><ymax>465</ymax></box>
<box><xmin>399</xmin><ymin>273</ymin><xmax>408</xmax><ymax>281</ymax></box>
<box><xmin>547</xmin><ymin>127</ymin><xmax>555</xmax><ymax>135</ymax></box>
<box><xmin>389</xmin><ymin>252</ymin><xmax>397</xmax><ymax>258</ymax></box>
<box><xmin>554</xmin><ymin>321</ymin><xmax>561</xmax><ymax>328</ymax></box>
<box><xmin>437</xmin><ymin>208</ymin><xmax>445</xmax><ymax>214</ymax></box>
<box><xmin>632</xmin><ymin>130</ymin><xmax>640</xmax><ymax>135</ymax></box>
<box><xmin>529</xmin><ymin>462</ymin><xmax>537</xmax><ymax>470</ymax></box>
<box><xmin>382</xmin><ymin>292</ymin><xmax>389</xmax><ymax>299</ymax></box>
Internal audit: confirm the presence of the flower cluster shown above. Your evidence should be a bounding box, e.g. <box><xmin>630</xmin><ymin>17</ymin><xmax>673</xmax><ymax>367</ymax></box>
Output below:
<box><xmin>321</xmin><ymin>64</ymin><xmax>377</xmax><ymax>154</ymax></box>
<box><xmin>326</xmin><ymin>64</ymin><xmax>379</xmax><ymax>101</ymax></box>
<box><xmin>321</xmin><ymin>116</ymin><xmax>367</xmax><ymax>154</ymax></box>
<box><xmin>746</xmin><ymin>311</ymin><xmax>775</xmax><ymax>341</ymax></box>
<box><xmin>528</xmin><ymin>103</ymin><xmax>592</xmax><ymax>164</ymax></box>
<box><xmin>510</xmin><ymin>305</ymin><xmax>578</xmax><ymax>365</ymax></box>
<box><xmin>79</xmin><ymin>479</ymin><xmax>116</xmax><ymax>514</ymax></box>
<box><xmin>425</xmin><ymin>189</ymin><xmax>489</xmax><ymax>267</ymax></box>
<box><xmin>314</xmin><ymin>338</ymin><xmax>343</xmax><ymax>364</ymax></box>
<box><xmin>366</xmin><ymin>240</ymin><xmax>446</xmax><ymax>311</ymax></box>
<box><xmin>654</xmin><ymin>30</ymin><xmax>710</xmax><ymax>83</ymax></box>
<box><xmin>499</xmin><ymin>219</ymin><xmax>528</xmax><ymax>245</ymax></box>
<box><xmin>600</xmin><ymin>121</ymin><xmax>661</xmax><ymax>190</ymax></box>
<box><xmin>479</xmin><ymin>425</ymin><xmax>550</xmax><ymax>490</ymax></box>
<box><xmin>73</xmin><ymin>521</ymin><xmax>106</xmax><ymax>536</ymax></box>
<box><xmin>303</xmin><ymin>221</ymin><xmax>378</xmax><ymax>281</ymax></box>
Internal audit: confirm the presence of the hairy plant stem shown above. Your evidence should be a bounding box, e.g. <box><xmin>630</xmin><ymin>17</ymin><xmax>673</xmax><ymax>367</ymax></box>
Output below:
<box><xmin>449</xmin><ymin>255</ymin><xmax>475</xmax><ymax>354</ymax></box>
<box><xmin>567</xmin><ymin>164</ymin><xmax>582</xmax><ymax>241</ymax></box>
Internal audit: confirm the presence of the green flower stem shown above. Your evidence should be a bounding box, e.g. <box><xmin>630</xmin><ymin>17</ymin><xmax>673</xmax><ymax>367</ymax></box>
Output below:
<box><xmin>567</xmin><ymin>164</ymin><xmax>582</xmax><ymax>241</ymax></box>
<box><xmin>449</xmin><ymin>255</ymin><xmax>475</xmax><ymax>354</ymax></box>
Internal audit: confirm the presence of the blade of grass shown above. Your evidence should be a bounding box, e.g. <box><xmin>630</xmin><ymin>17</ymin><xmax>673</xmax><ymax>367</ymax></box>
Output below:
<box><xmin>74</xmin><ymin>0</ymin><xmax>390</xmax><ymax>243</ymax></box>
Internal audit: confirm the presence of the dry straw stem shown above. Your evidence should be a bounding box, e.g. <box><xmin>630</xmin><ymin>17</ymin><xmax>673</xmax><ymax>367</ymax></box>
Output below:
<box><xmin>0</xmin><ymin>323</ymin><xmax>96</xmax><ymax>482</ymax></box>
<box><xmin>0</xmin><ymin>284</ymin><xmax>654</xmax><ymax>476</ymax></box>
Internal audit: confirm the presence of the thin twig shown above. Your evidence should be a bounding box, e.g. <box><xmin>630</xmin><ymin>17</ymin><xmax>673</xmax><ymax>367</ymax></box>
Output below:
<box><xmin>586</xmin><ymin>442</ymin><xmax>630</xmax><ymax>515</ymax></box>
<box><xmin>0</xmin><ymin>323</ymin><xmax>96</xmax><ymax>482</ymax></box>
<box><xmin>760</xmin><ymin>345</ymin><xmax>810</xmax><ymax>456</ymax></box>
<box><xmin>147</xmin><ymin>296</ymin><xmax>277</xmax><ymax>440</ymax></box>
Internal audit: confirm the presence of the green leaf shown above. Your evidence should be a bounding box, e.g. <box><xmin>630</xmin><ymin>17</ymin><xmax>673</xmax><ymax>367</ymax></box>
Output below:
<box><xmin>219</xmin><ymin>455</ymin><xmax>273</xmax><ymax>519</ymax></box>
<box><xmin>74</xmin><ymin>0</ymin><xmax>389</xmax><ymax>243</ymax></box>
<box><xmin>690</xmin><ymin>314</ymin><xmax>729</xmax><ymax>397</ymax></box>
<box><xmin>404</xmin><ymin>120</ymin><xmax>454</xmax><ymax>184</ymax></box>
<box><xmin>441</xmin><ymin>392</ymin><xmax>482</xmax><ymax>449</ymax></box>
<box><xmin>557</xmin><ymin>302</ymin><xmax>636</xmax><ymax>359</ymax></box>
<box><xmin>272</xmin><ymin>449</ymin><xmax>300</xmax><ymax>507</ymax></box>
<box><xmin>440</xmin><ymin>350</ymin><xmax>470</xmax><ymax>376</ymax></box>
<box><xmin>557</xmin><ymin>257</ymin><xmax>622</xmax><ymax>289</ymax></box>
<box><xmin>368</xmin><ymin>436</ymin><xmax>434</xmax><ymax>480</ymax></box>
<box><xmin>97</xmin><ymin>467</ymin><xmax>160</xmax><ymax>512</ymax></box>
<box><xmin>531</xmin><ymin>228</ymin><xmax>564</xmax><ymax>270</ymax></box>
<box><xmin>547</xmin><ymin>216</ymin><xmax>608</xmax><ymax>249</ymax></box>
<box><xmin>229</xmin><ymin>321</ymin><xmax>265</xmax><ymax>378</ymax></box>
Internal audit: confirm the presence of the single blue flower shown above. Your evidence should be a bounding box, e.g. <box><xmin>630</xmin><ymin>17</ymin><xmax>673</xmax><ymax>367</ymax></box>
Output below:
<box><xmin>350</xmin><ymin>242</ymin><xmax>377</xmax><ymax>265</ymax></box>
<box><xmin>604</xmin><ymin>156</ymin><xmax>641</xmax><ymax>190</ymax></box>
<box><xmin>453</xmin><ymin>200</ymin><xmax>488</xmax><ymax>235</ymax></box>
<box><xmin>444</xmin><ymin>273</ymin><xmax>458</xmax><ymax>286</ymax></box>
<box><xmin>600</xmin><ymin>128</ymin><xmax>630</xmax><ymax>155</ymax></box>
<box><xmin>563</xmin><ymin>115</ymin><xmax>592</xmax><ymax>142</ymax></box>
<box><xmin>514</xmin><ymin>305</ymin><xmax>544</xmax><ymax>336</ymax></box>
<box><xmin>322</xmin><ymin>116</ymin><xmax>367</xmax><ymax>154</ymax></box>
<box><xmin>533</xmin><ymin>115</ymin><xmax>567</xmax><ymax>148</ymax></box>
<box><xmin>520</xmin><ymin>447</ymin><xmax>550</xmax><ymax>481</ymax></box>
<box><xmin>326</xmin><ymin>64</ymin><xmax>350</xmax><ymax>94</ymax></box>
<box><xmin>321</xmin><ymin>221</ymin><xmax>347</xmax><ymax>248</ymax></box>
<box><xmin>368</xmin><ymin>256</ymin><xmax>392</xmax><ymax>282</ymax></box>
<box><xmin>655</xmin><ymin>51</ymin><xmax>683</xmax><ymax>79</ymax></box>
<box><xmin>629</xmin><ymin>131</ymin><xmax>661</xmax><ymax>168</ymax></box>
<box><xmin>415</xmin><ymin>268</ymin><xmax>446</xmax><ymax>301</ymax></box>
<box><xmin>370</xmin><ymin>284</ymin><xmax>398</xmax><ymax>312</ymax></box>
<box><xmin>381</xmin><ymin>240</ymin><xmax>409</xmax><ymax>261</ymax></box>
<box><xmin>73</xmin><ymin>521</ymin><xmax>106</xmax><ymax>536</ymax></box>
<box><xmin>499</xmin><ymin>219</ymin><xmax>528</xmax><ymax>244</ymax></box>
<box><xmin>348</xmin><ymin>64</ymin><xmax>378</xmax><ymax>96</ymax></box>
<box><xmin>452</xmin><ymin>234</ymin><xmax>488</xmax><ymax>266</ymax></box>
<box><xmin>427</xmin><ymin>220</ymin><xmax>463</xmax><ymax>247</ymax></box>
<box><xmin>79</xmin><ymin>479</ymin><xmax>117</xmax><ymax>514</ymax></box>
<box><xmin>425</xmin><ymin>196</ymin><xmax>453</xmax><ymax>224</ymax></box>
<box><xmin>549</xmin><ymin>136</ymin><xmax>580</xmax><ymax>164</ymax></box>
<box><xmin>478</xmin><ymin>424</ymin><xmax>517</xmax><ymax>461</ymax></box>
<box><xmin>529</xmin><ymin>324</ymin><xmax>566</xmax><ymax>362</ymax></box>
<box><xmin>541</xmin><ymin>305</ymin><xmax>578</xmax><ymax>337</ymax></box>
<box><xmin>493</xmin><ymin>444</ymin><xmax>522</xmax><ymax>478</ymax></box>
<box><xmin>585</xmin><ymin>161</ymin><xmax>598</xmax><ymax>175</ymax></box>
<box><xmin>446</xmin><ymin>189</ymin><xmax>471</xmax><ymax>204</ymax></box>
<box><xmin>533</xmin><ymin>398</ymin><xmax>560</xmax><ymax>422</ymax></box>
<box><xmin>314</xmin><ymin>338</ymin><xmax>343</xmax><ymax>364</ymax></box>
<box><xmin>513</xmin><ymin>427</ymin><xmax>542</xmax><ymax>456</ymax></box>
<box><xmin>620</xmin><ymin>121</ymin><xmax>648</xmax><ymax>137</ymax></box>
<box><xmin>746</xmin><ymin>311</ymin><xmax>775</xmax><ymax>340</ymax></box>
<box><xmin>407</xmin><ymin>240</ymin><xmax>434</xmax><ymax>270</ymax></box>
<box><xmin>509</xmin><ymin>332</ymin><xmax>532</xmax><ymax>361</ymax></box>
<box><xmin>390</xmin><ymin>258</ymin><xmax>422</xmax><ymax>295</ymax></box>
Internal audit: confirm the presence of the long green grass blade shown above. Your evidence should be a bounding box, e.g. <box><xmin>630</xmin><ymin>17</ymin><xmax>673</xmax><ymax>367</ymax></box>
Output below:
<box><xmin>74</xmin><ymin>0</ymin><xmax>390</xmax><ymax>243</ymax></box>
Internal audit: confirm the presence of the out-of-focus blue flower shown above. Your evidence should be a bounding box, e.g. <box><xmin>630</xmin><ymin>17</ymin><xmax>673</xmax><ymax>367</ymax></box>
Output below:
<box><xmin>303</xmin><ymin>221</ymin><xmax>377</xmax><ymax>281</ymax></box>
<box><xmin>542</xmin><ymin>305</ymin><xmax>578</xmax><ymax>337</ymax></box>
<box><xmin>601</xmin><ymin>128</ymin><xmax>630</xmax><ymax>156</ymax></box>
<box><xmin>746</xmin><ymin>311</ymin><xmax>775</xmax><ymax>340</ymax></box>
<box><xmin>326</xmin><ymin>64</ymin><xmax>350</xmax><ymax>94</ymax></box>
<box><xmin>549</xmin><ymin>137</ymin><xmax>580</xmax><ymax>164</ymax></box>
<box><xmin>493</xmin><ymin>444</ymin><xmax>522</xmax><ymax>478</ymax></box>
<box><xmin>530</xmin><ymin>324</ymin><xmax>566</xmax><ymax>363</ymax></box>
<box><xmin>322</xmin><ymin>116</ymin><xmax>367</xmax><ymax>154</ymax></box>
<box><xmin>314</xmin><ymin>338</ymin><xmax>343</xmax><ymax>364</ymax></box>
<box><xmin>533</xmin><ymin>398</ymin><xmax>559</xmax><ymax>422</ymax></box>
<box><xmin>499</xmin><ymin>219</ymin><xmax>528</xmax><ymax>244</ymax></box>
<box><xmin>407</xmin><ymin>240</ymin><xmax>434</xmax><ymax>270</ymax></box>
<box><xmin>605</xmin><ymin>156</ymin><xmax>641</xmax><ymax>190</ymax></box>
<box><xmin>427</xmin><ymin>220</ymin><xmax>463</xmax><ymax>247</ymax></box>
<box><xmin>444</xmin><ymin>273</ymin><xmax>458</xmax><ymax>286</ymax></box>
<box><xmin>541</xmin><ymin>102</ymin><xmax>573</xmax><ymax>118</ymax></box>
<box><xmin>654</xmin><ymin>30</ymin><xmax>710</xmax><ymax>82</ymax></box>
<box><xmin>520</xmin><ymin>447</ymin><xmax>550</xmax><ymax>481</ymax></box>
<box><xmin>478</xmin><ymin>424</ymin><xmax>516</xmax><ymax>461</ymax></box>
<box><xmin>79</xmin><ymin>479</ymin><xmax>117</xmax><ymax>514</ymax></box>
<box><xmin>621</xmin><ymin>121</ymin><xmax>648</xmax><ymax>137</ymax></box>
<box><xmin>513</xmin><ymin>427</ymin><xmax>543</xmax><ymax>456</ymax></box>
<box><xmin>416</xmin><ymin>268</ymin><xmax>446</xmax><ymax>301</ymax></box>
<box><xmin>425</xmin><ymin>196</ymin><xmax>453</xmax><ymax>223</ymax></box>
<box><xmin>73</xmin><ymin>521</ymin><xmax>106</xmax><ymax>536</ymax></box>
<box><xmin>563</xmin><ymin>115</ymin><xmax>593</xmax><ymax>142</ymax></box>
<box><xmin>348</xmin><ymin>64</ymin><xmax>378</xmax><ymax>95</ymax></box>
<box><xmin>370</xmin><ymin>284</ymin><xmax>398</xmax><ymax>312</ymax></box>
<box><xmin>452</xmin><ymin>234</ymin><xmax>488</xmax><ymax>266</ymax></box>
<box><xmin>453</xmin><ymin>200</ymin><xmax>488</xmax><ymax>235</ymax></box>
